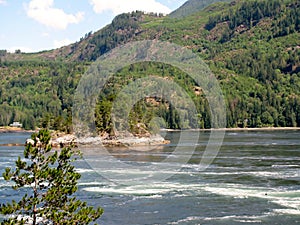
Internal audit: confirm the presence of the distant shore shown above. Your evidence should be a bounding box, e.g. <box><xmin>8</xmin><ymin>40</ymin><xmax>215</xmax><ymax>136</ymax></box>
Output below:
<box><xmin>217</xmin><ymin>127</ymin><xmax>300</xmax><ymax>131</ymax></box>
<box><xmin>0</xmin><ymin>126</ymin><xmax>35</xmax><ymax>133</ymax></box>
<box><xmin>0</xmin><ymin>127</ymin><xmax>299</xmax><ymax>147</ymax></box>
<box><xmin>162</xmin><ymin>127</ymin><xmax>300</xmax><ymax>132</ymax></box>
<box><xmin>1</xmin><ymin>126</ymin><xmax>299</xmax><ymax>134</ymax></box>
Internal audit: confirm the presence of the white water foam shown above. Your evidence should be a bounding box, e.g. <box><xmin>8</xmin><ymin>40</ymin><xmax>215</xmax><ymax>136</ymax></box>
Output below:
<box><xmin>0</xmin><ymin>161</ymin><xmax>10</xmax><ymax>166</ymax></box>
<box><xmin>203</xmin><ymin>184</ymin><xmax>300</xmax><ymax>215</ymax></box>
<box><xmin>82</xmin><ymin>182</ymin><xmax>203</xmax><ymax>196</ymax></box>
<box><xmin>234</xmin><ymin>219</ymin><xmax>262</xmax><ymax>223</ymax></box>
<box><xmin>0</xmin><ymin>180</ymin><xmax>15</xmax><ymax>188</ymax></box>
<box><xmin>272</xmin><ymin>164</ymin><xmax>300</xmax><ymax>168</ymax></box>
<box><xmin>81</xmin><ymin>179</ymin><xmax>300</xmax><ymax>216</ymax></box>
<box><xmin>75</xmin><ymin>168</ymin><xmax>95</xmax><ymax>173</ymax></box>
<box><xmin>78</xmin><ymin>181</ymin><xmax>111</xmax><ymax>186</ymax></box>
<box><xmin>168</xmin><ymin>216</ymin><xmax>202</xmax><ymax>224</ymax></box>
<box><xmin>83</xmin><ymin>186</ymin><xmax>170</xmax><ymax>195</ymax></box>
<box><xmin>273</xmin><ymin>209</ymin><xmax>300</xmax><ymax>215</ymax></box>
<box><xmin>168</xmin><ymin>215</ymin><xmax>264</xmax><ymax>224</ymax></box>
<box><xmin>248</xmin><ymin>171</ymin><xmax>300</xmax><ymax>178</ymax></box>
<box><xmin>200</xmin><ymin>169</ymin><xmax>300</xmax><ymax>179</ymax></box>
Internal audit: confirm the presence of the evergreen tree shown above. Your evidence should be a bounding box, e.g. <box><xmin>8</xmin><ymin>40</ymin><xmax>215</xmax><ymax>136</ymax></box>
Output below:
<box><xmin>0</xmin><ymin>129</ymin><xmax>103</xmax><ymax>225</ymax></box>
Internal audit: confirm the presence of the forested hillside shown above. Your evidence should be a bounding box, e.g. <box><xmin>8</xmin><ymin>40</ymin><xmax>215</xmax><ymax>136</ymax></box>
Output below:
<box><xmin>0</xmin><ymin>61</ymin><xmax>84</xmax><ymax>130</ymax></box>
<box><xmin>169</xmin><ymin>0</ymin><xmax>231</xmax><ymax>18</ymax></box>
<box><xmin>0</xmin><ymin>0</ymin><xmax>299</xmax><ymax>133</ymax></box>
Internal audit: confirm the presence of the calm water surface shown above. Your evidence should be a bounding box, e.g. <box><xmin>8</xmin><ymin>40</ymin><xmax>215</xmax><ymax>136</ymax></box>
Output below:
<box><xmin>0</xmin><ymin>130</ymin><xmax>299</xmax><ymax>224</ymax></box>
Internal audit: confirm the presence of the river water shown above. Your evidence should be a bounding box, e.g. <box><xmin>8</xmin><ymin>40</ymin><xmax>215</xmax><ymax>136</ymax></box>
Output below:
<box><xmin>0</xmin><ymin>130</ymin><xmax>299</xmax><ymax>224</ymax></box>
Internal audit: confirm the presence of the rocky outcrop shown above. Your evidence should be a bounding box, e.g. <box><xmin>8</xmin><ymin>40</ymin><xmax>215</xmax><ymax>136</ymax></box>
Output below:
<box><xmin>101</xmin><ymin>134</ymin><xmax>170</xmax><ymax>147</ymax></box>
<box><xmin>51</xmin><ymin>133</ymin><xmax>169</xmax><ymax>148</ymax></box>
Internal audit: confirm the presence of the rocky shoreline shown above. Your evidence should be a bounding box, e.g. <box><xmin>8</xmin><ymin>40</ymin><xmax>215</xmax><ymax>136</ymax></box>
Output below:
<box><xmin>0</xmin><ymin>126</ymin><xmax>34</xmax><ymax>133</ymax></box>
<box><xmin>0</xmin><ymin>128</ymin><xmax>169</xmax><ymax>147</ymax></box>
<box><xmin>51</xmin><ymin>133</ymin><xmax>170</xmax><ymax>148</ymax></box>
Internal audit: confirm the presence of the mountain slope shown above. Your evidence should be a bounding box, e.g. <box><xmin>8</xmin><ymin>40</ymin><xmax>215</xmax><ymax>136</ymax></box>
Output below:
<box><xmin>169</xmin><ymin>0</ymin><xmax>232</xmax><ymax>18</ymax></box>
<box><xmin>0</xmin><ymin>0</ymin><xmax>299</xmax><ymax>131</ymax></box>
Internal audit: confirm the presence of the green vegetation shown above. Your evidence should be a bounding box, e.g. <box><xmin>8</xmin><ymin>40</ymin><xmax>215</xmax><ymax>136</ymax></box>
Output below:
<box><xmin>0</xmin><ymin>0</ymin><xmax>299</xmax><ymax>132</ymax></box>
<box><xmin>0</xmin><ymin>61</ymin><xmax>84</xmax><ymax>131</ymax></box>
<box><xmin>169</xmin><ymin>0</ymin><xmax>231</xmax><ymax>18</ymax></box>
<box><xmin>60</xmin><ymin>11</ymin><xmax>161</xmax><ymax>62</ymax></box>
<box><xmin>95</xmin><ymin>62</ymin><xmax>211</xmax><ymax>135</ymax></box>
<box><xmin>0</xmin><ymin>129</ymin><xmax>103</xmax><ymax>225</ymax></box>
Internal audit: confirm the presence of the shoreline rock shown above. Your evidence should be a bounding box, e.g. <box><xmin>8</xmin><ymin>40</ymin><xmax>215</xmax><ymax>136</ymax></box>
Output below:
<box><xmin>51</xmin><ymin>133</ymin><xmax>169</xmax><ymax>148</ymax></box>
<box><xmin>0</xmin><ymin>126</ymin><xmax>35</xmax><ymax>133</ymax></box>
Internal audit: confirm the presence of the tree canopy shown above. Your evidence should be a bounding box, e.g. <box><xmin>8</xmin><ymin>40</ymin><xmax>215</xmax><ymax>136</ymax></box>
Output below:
<box><xmin>0</xmin><ymin>129</ymin><xmax>103</xmax><ymax>225</ymax></box>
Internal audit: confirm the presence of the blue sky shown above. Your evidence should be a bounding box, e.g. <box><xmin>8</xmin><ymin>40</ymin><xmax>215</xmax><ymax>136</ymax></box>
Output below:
<box><xmin>0</xmin><ymin>0</ymin><xmax>186</xmax><ymax>53</ymax></box>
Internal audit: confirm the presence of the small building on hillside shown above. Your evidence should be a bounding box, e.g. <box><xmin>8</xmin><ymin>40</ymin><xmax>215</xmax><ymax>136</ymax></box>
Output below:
<box><xmin>9</xmin><ymin>122</ymin><xmax>22</xmax><ymax>128</ymax></box>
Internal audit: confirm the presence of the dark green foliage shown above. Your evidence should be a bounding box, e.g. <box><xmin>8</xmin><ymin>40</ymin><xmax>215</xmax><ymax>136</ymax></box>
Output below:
<box><xmin>0</xmin><ymin>130</ymin><xmax>103</xmax><ymax>225</ymax></box>
<box><xmin>169</xmin><ymin>0</ymin><xmax>231</xmax><ymax>18</ymax></box>
<box><xmin>0</xmin><ymin>50</ymin><xmax>7</xmax><ymax>57</ymax></box>
<box><xmin>95</xmin><ymin>62</ymin><xmax>211</xmax><ymax>133</ymax></box>
<box><xmin>205</xmin><ymin>0</ymin><xmax>283</xmax><ymax>31</ymax></box>
<box><xmin>0</xmin><ymin>0</ymin><xmax>299</xmax><ymax>131</ymax></box>
<box><xmin>0</xmin><ymin>61</ymin><xmax>84</xmax><ymax>131</ymax></box>
<box><xmin>205</xmin><ymin>0</ymin><xmax>300</xmax><ymax>39</ymax></box>
<box><xmin>200</xmin><ymin>0</ymin><xmax>300</xmax><ymax>127</ymax></box>
<box><xmin>83</xmin><ymin>11</ymin><xmax>149</xmax><ymax>61</ymax></box>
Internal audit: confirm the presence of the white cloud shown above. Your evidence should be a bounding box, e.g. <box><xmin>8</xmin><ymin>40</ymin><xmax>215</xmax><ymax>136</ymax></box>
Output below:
<box><xmin>41</xmin><ymin>32</ymin><xmax>49</xmax><ymax>37</ymax></box>
<box><xmin>26</xmin><ymin>0</ymin><xmax>84</xmax><ymax>30</ymax></box>
<box><xmin>90</xmin><ymin>0</ymin><xmax>171</xmax><ymax>15</ymax></box>
<box><xmin>0</xmin><ymin>0</ymin><xmax>7</xmax><ymax>5</ymax></box>
<box><xmin>54</xmin><ymin>38</ymin><xmax>72</xmax><ymax>48</ymax></box>
<box><xmin>8</xmin><ymin>46</ymin><xmax>34</xmax><ymax>53</ymax></box>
